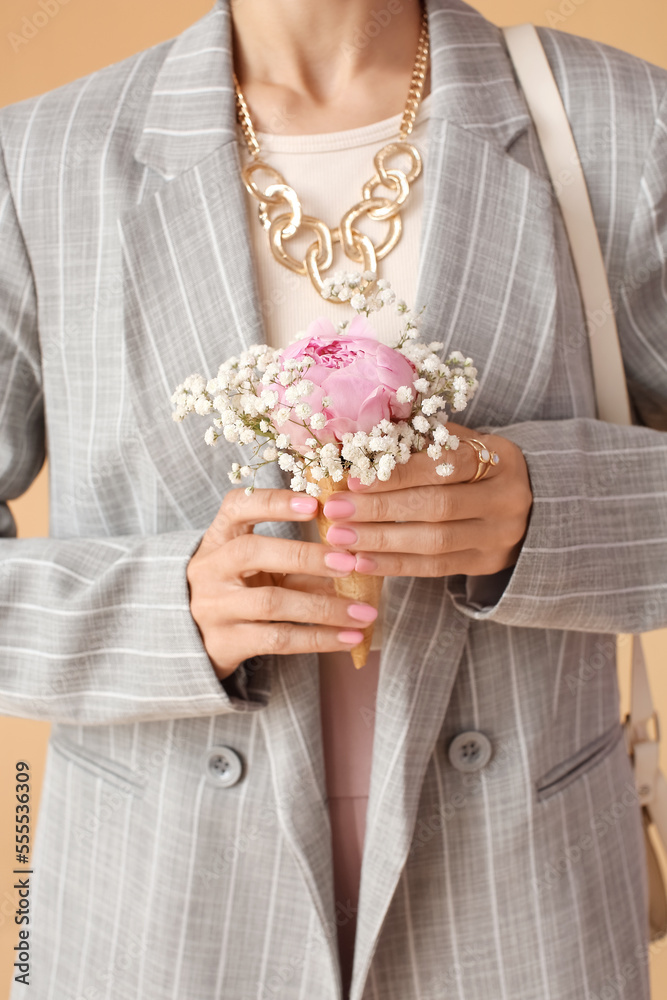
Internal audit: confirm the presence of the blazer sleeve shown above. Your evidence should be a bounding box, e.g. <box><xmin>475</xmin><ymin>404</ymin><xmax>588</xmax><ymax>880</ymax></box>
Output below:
<box><xmin>0</xmin><ymin>142</ymin><xmax>269</xmax><ymax>725</ymax></box>
<box><xmin>449</xmin><ymin>85</ymin><xmax>667</xmax><ymax>635</ymax></box>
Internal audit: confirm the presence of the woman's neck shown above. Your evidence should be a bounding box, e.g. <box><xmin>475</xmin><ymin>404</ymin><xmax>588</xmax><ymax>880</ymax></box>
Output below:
<box><xmin>230</xmin><ymin>0</ymin><xmax>428</xmax><ymax>134</ymax></box>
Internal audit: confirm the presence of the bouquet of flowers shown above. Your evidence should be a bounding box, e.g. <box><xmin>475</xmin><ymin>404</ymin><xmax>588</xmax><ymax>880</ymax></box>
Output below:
<box><xmin>171</xmin><ymin>274</ymin><xmax>478</xmax><ymax>666</ymax></box>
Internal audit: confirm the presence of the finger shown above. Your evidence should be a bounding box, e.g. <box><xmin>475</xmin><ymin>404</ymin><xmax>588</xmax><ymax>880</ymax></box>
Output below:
<box><xmin>347</xmin><ymin>433</ymin><xmax>502</xmax><ymax>493</ymax></box>
<box><xmin>281</xmin><ymin>574</ymin><xmax>337</xmax><ymax>597</ymax></box>
<box><xmin>322</xmin><ymin>517</ymin><xmax>497</xmax><ymax>556</ymax></box>
<box><xmin>221</xmin><ymin>535</ymin><xmax>358</xmax><ymax>581</ymax></box>
<box><xmin>321</xmin><ymin>481</ymin><xmax>498</xmax><ymax>524</ymax></box>
<box><xmin>205</xmin><ymin>488</ymin><xmax>321</xmax><ymax>548</ymax></box>
<box><xmin>350</xmin><ymin>547</ymin><xmax>512</xmax><ymax>578</ymax></box>
<box><xmin>223</xmin><ymin>586</ymin><xmax>380</xmax><ymax>630</ymax></box>
<box><xmin>210</xmin><ymin>623</ymin><xmax>369</xmax><ymax>668</ymax></box>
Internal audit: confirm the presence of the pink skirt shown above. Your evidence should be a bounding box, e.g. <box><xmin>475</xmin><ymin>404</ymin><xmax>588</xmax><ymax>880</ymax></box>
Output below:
<box><xmin>318</xmin><ymin>648</ymin><xmax>381</xmax><ymax>999</ymax></box>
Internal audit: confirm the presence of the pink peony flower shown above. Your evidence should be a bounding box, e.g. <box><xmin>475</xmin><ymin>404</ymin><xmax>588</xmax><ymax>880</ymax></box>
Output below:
<box><xmin>273</xmin><ymin>315</ymin><xmax>418</xmax><ymax>450</ymax></box>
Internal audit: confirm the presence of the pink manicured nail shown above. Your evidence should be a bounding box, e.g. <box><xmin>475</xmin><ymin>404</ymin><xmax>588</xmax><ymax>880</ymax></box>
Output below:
<box><xmin>290</xmin><ymin>496</ymin><xmax>318</xmax><ymax>514</ymax></box>
<box><xmin>347</xmin><ymin>604</ymin><xmax>378</xmax><ymax>623</ymax></box>
<box><xmin>355</xmin><ymin>555</ymin><xmax>378</xmax><ymax>573</ymax></box>
<box><xmin>325</xmin><ymin>551</ymin><xmax>356</xmax><ymax>573</ymax></box>
<box><xmin>338</xmin><ymin>630</ymin><xmax>365</xmax><ymax>644</ymax></box>
<box><xmin>323</xmin><ymin>498</ymin><xmax>356</xmax><ymax>519</ymax></box>
<box><xmin>347</xmin><ymin>477</ymin><xmax>368</xmax><ymax>491</ymax></box>
<box><xmin>326</xmin><ymin>525</ymin><xmax>358</xmax><ymax>546</ymax></box>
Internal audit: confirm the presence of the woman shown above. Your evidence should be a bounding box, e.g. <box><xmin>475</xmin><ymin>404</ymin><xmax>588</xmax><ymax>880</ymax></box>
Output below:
<box><xmin>1</xmin><ymin>0</ymin><xmax>665</xmax><ymax>998</ymax></box>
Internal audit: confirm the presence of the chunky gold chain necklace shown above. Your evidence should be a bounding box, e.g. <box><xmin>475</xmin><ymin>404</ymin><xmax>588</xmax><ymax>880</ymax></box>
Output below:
<box><xmin>234</xmin><ymin>5</ymin><xmax>429</xmax><ymax>301</ymax></box>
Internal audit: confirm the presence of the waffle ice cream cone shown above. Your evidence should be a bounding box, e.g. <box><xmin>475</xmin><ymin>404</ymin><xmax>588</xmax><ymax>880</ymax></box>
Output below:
<box><xmin>306</xmin><ymin>469</ymin><xmax>383</xmax><ymax>668</ymax></box>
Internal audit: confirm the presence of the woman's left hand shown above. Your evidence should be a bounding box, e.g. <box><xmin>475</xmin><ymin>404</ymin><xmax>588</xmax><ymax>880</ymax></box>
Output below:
<box><xmin>322</xmin><ymin>422</ymin><xmax>534</xmax><ymax>578</ymax></box>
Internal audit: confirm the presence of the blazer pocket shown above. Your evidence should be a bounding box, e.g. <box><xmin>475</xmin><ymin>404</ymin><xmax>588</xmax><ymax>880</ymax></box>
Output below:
<box><xmin>50</xmin><ymin>733</ymin><xmax>147</xmax><ymax>798</ymax></box>
<box><xmin>535</xmin><ymin>721</ymin><xmax>625</xmax><ymax>803</ymax></box>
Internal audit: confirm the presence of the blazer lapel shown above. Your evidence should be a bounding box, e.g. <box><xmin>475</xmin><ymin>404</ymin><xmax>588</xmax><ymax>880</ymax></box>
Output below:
<box><xmin>119</xmin><ymin>2</ymin><xmax>561</xmax><ymax>998</ymax></box>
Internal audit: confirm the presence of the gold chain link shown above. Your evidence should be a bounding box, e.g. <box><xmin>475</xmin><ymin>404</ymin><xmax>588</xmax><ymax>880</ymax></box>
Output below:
<box><xmin>233</xmin><ymin>4</ymin><xmax>429</xmax><ymax>300</ymax></box>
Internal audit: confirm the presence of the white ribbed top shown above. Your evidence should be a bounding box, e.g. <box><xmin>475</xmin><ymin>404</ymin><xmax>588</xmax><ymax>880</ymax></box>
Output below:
<box><xmin>240</xmin><ymin>95</ymin><xmax>431</xmax><ymax>646</ymax></box>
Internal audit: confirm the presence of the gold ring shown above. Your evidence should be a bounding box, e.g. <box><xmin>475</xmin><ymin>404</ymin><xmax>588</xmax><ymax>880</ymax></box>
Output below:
<box><xmin>461</xmin><ymin>437</ymin><xmax>500</xmax><ymax>483</ymax></box>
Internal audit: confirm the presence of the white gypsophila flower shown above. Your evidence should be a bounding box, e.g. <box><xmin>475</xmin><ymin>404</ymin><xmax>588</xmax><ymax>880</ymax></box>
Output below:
<box><xmin>320</xmin><ymin>443</ymin><xmax>338</xmax><ymax>462</ymax></box>
<box><xmin>239</xmin><ymin>427</ymin><xmax>256</xmax><ymax>444</ymax></box>
<box><xmin>278</xmin><ymin>453</ymin><xmax>295</xmax><ymax>471</ymax></box>
<box><xmin>427</xmin><ymin>443</ymin><xmax>442</xmax><ymax>460</ymax></box>
<box><xmin>172</xmin><ymin>409</ymin><xmax>186</xmax><ymax>422</ymax></box>
<box><xmin>377</xmin><ymin>454</ymin><xmax>396</xmax><ymax>481</ymax></box>
<box><xmin>331</xmin><ymin>468</ymin><xmax>345</xmax><ymax>482</ymax></box>
<box><xmin>350</xmin><ymin>293</ymin><xmax>366</xmax><ymax>310</ymax></box>
<box><xmin>380</xmin><ymin>289</ymin><xmax>396</xmax><ymax>305</ymax></box>
<box><xmin>321</xmin><ymin>396</ymin><xmax>332</xmax><ymax>409</ymax></box>
<box><xmin>275</xmin><ymin>433</ymin><xmax>291</xmax><ymax>449</ymax></box>
<box><xmin>310</xmin><ymin>412</ymin><xmax>327</xmax><ymax>430</ymax></box>
<box><xmin>259</xmin><ymin>420</ymin><xmax>270</xmax><ymax>433</ymax></box>
<box><xmin>304</xmin><ymin>437</ymin><xmax>318</xmax><ymax>449</ymax></box>
<box><xmin>245</xmin><ymin>485</ymin><xmax>254</xmax><ymax>495</ymax></box>
<box><xmin>206</xmin><ymin>378</ymin><xmax>220</xmax><ymax>394</ymax></box>
<box><xmin>420</xmin><ymin>355</ymin><xmax>440</xmax><ymax>374</ymax></box>
<box><xmin>223</xmin><ymin>425</ymin><xmax>239</xmax><ymax>443</ymax></box>
<box><xmin>436</xmin><ymin>463</ymin><xmax>455</xmax><ymax>478</ymax></box>
<box><xmin>292</xmin><ymin>379</ymin><xmax>314</xmax><ymax>398</ymax></box>
<box><xmin>290</xmin><ymin>475</ymin><xmax>307</xmax><ymax>492</ymax></box>
<box><xmin>305</xmin><ymin>481</ymin><xmax>321</xmax><ymax>498</ymax></box>
<box><xmin>272</xmin><ymin>407</ymin><xmax>290</xmax><ymax>427</ymax></box>
<box><xmin>204</xmin><ymin>426</ymin><xmax>217</xmax><ymax>446</ymax></box>
<box><xmin>194</xmin><ymin>395</ymin><xmax>213</xmax><ymax>416</ymax></box>
<box><xmin>433</xmin><ymin>424</ymin><xmax>450</xmax><ymax>445</ymax></box>
<box><xmin>412</xmin><ymin>414</ymin><xmax>430</xmax><ymax>433</ymax></box>
<box><xmin>260</xmin><ymin>389</ymin><xmax>279</xmax><ymax>408</ymax></box>
<box><xmin>240</xmin><ymin>466</ymin><xmax>252</xmax><ymax>478</ymax></box>
<box><xmin>421</xmin><ymin>397</ymin><xmax>440</xmax><ymax>416</ymax></box>
<box><xmin>295</xmin><ymin>402</ymin><xmax>312</xmax><ymax>419</ymax></box>
<box><xmin>413</xmin><ymin>378</ymin><xmax>430</xmax><ymax>393</ymax></box>
<box><xmin>284</xmin><ymin>384</ymin><xmax>301</xmax><ymax>404</ymax></box>
<box><xmin>262</xmin><ymin>446</ymin><xmax>278</xmax><ymax>462</ymax></box>
<box><xmin>447</xmin><ymin>435</ymin><xmax>460</xmax><ymax>450</ymax></box>
<box><xmin>396</xmin><ymin>385</ymin><xmax>413</xmax><ymax>404</ymax></box>
<box><xmin>183</xmin><ymin>374</ymin><xmax>206</xmax><ymax>394</ymax></box>
<box><xmin>228</xmin><ymin>468</ymin><xmax>241</xmax><ymax>484</ymax></box>
<box><xmin>308</xmin><ymin>465</ymin><xmax>326</xmax><ymax>480</ymax></box>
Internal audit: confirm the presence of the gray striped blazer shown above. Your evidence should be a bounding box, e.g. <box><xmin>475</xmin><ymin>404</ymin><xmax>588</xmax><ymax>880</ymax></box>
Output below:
<box><xmin>1</xmin><ymin>0</ymin><xmax>666</xmax><ymax>997</ymax></box>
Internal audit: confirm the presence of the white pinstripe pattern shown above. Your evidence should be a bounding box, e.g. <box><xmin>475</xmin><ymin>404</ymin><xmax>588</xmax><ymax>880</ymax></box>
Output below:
<box><xmin>75</xmin><ymin>776</ymin><xmax>102</xmax><ymax>998</ymax></box>
<box><xmin>104</xmin><ymin>722</ymin><xmax>139</xmax><ymax>1000</ymax></box>
<box><xmin>1</xmin><ymin>0</ymin><xmax>665</xmax><ymax>997</ymax></box>
<box><xmin>506</xmin><ymin>629</ymin><xmax>551</xmax><ymax>999</ymax></box>
<box><xmin>472</xmin><ymin>669</ymin><xmax>509</xmax><ymax>1000</ymax></box>
<box><xmin>215</xmin><ymin>714</ymin><xmax>259</xmax><ymax>998</ymax></box>
<box><xmin>171</xmin><ymin>717</ymin><xmax>213</xmax><ymax>997</ymax></box>
<box><xmin>583</xmin><ymin>774</ymin><xmax>623</xmax><ymax>987</ymax></box>
<box><xmin>136</xmin><ymin>719</ymin><xmax>176</xmax><ymax>999</ymax></box>
<box><xmin>463</xmin><ymin>170</ymin><xmax>531</xmax><ymax>420</ymax></box>
<box><xmin>46</xmin><ymin>761</ymin><xmax>72</xmax><ymax>1000</ymax></box>
<box><xmin>56</xmin><ymin>76</ymin><xmax>94</xmax><ymax>537</ymax></box>
<box><xmin>551</xmin><ymin>631</ymin><xmax>569</xmax><ymax>723</ymax></box>
<box><xmin>399</xmin><ymin>869</ymin><xmax>421</xmax><ymax>997</ymax></box>
<box><xmin>432</xmin><ymin>744</ymin><xmax>465</xmax><ymax>1000</ymax></box>
<box><xmin>603</xmin><ymin>756</ymin><xmax>651</xmax><ymax>997</ymax></box>
<box><xmin>556</xmin><ymin>794</ymin><xmax>591</xmax><ymax>996</ymax></box>
<box><xmin>86</xmin><ymin>51</ymin><xmax>148</xmax><ymax>537</ymax></box>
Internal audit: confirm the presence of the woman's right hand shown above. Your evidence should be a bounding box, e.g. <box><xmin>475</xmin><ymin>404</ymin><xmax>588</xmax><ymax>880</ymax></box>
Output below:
<box><xmin>186</xmin><ymin>487</ymin><xmax>379</xmax><ymax>679</ymax></box>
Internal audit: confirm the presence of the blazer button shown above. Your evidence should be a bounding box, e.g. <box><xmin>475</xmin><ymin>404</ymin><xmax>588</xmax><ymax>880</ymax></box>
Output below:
<box><xmin>447</xmin><ymin>731</ymin><xmax>493</xmax><ymax>773</ymax></box>
<box><xmin>203</xmin><ymin>745</ymin><xmax>243</xmax><ymax>788</ymax></box>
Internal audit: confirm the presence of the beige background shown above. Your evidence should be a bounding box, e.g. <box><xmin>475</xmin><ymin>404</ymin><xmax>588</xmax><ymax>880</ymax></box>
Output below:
<box><xmin>1</xmin><ymin>0</ymin><xmax>666</xmax><ymax>996</ymax></box>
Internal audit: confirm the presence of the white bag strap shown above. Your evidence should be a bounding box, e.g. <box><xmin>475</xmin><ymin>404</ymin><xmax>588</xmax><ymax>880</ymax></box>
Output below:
<box><xmin>501</xmin><ymin>23</ymin><xmax>662</xmax><ymax>816</ymax></box>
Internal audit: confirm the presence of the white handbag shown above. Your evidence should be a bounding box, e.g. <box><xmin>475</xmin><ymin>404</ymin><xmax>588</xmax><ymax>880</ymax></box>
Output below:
<box><xmin>502</xmin><ymin>22</ymin><xmax>667</xmax><ymax>942</ymax></box>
